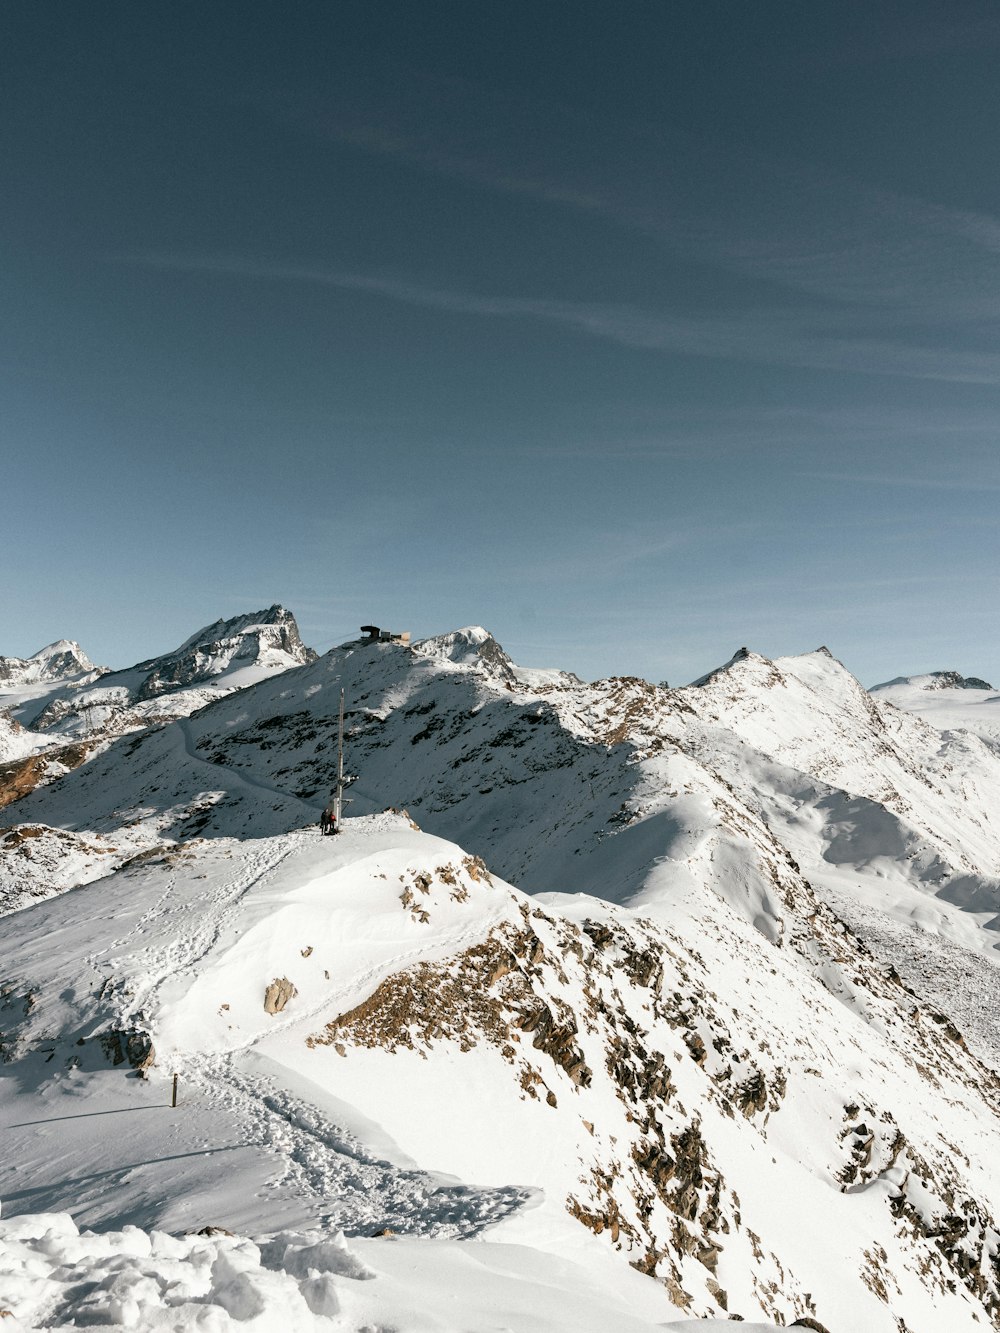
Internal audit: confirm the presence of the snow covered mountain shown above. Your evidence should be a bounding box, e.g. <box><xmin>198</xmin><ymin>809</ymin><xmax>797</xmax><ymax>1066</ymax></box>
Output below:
<box><xmin>14</xmin><ymin>604</ymin><xmax>316</xmax><ymax>740</ymax></box>
<box><xmin>871</xmin><ymin>669</ymin><xmax>1000</xmax><ymax>747</ymax></box>
<box><xmin>4</xmin><ymin>622</ymin><xmax>1000</xmax><ymax>1330</ymax></box>
<box><xmin>0</xmin><ymin>640</ymin><xmax>106</xmax><ymax>771</ymax></box>
<box><xmin>0</xmin><ymin>607</ymin><xmax>317</xmax><ymax>827</ymax></box>
<box><xmin>0</xmin><ymin>639</ymin><xmax>103</xmax><ymax>687</ymax></box>
<box><xmin>874</xmin><ymin>670</ymin><xmax>995</xmax><ymax>693</ymax></box>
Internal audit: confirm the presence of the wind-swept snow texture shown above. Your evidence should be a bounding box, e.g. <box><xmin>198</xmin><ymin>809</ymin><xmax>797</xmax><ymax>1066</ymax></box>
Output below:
<box><xmin>4</xmin><ymin>621</ymin><xmax>1000</xmax><ymax>1329</ymax></box>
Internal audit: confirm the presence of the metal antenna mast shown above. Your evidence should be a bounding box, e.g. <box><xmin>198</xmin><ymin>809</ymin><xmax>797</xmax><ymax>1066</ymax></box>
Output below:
<box><xmin>333</xmin><ymin>688</ymin><xmax>346</xmax><ymax>830</ymax></box>
<box><xmin>322</xmin><ymin>688</ymin><xmax>356</xmax><ymax>835</ymax></box>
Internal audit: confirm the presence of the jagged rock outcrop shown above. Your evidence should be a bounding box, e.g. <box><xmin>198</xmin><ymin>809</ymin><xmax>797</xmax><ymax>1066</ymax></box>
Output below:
<box><xmin>264</xmin><ymin>977</ymin><xmax>297</xmax><ymax>1014</ymax></box>
<box><xmin>99</xmin><ymin>1029</ymin><xmax>155</xmax><ymax>1072</ymax></box>
<box><xmin>924</xmin><ymin>670</ymin><xmax>994</xmax><ymax>691</ymax></box>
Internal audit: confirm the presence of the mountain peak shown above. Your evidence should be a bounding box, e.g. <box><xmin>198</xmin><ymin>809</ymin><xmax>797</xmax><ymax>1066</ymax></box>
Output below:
<box><xmin>688</xmin><ymin>645</ymin><xmax>769</xmax><ymax>687</ymax></box>
<box><xmin>872</xmin><ymin>669</ymin><xmax>995</xmax><ymax>693</ymax></box>
<box><xmin>131</xmin><ymin>605</ymin><xmax>316</xmax><ymax>702</ymax></box>
<box><xmin>412</xmin><ymin>626</ymin><xmax>516</xmax><ymax>682</ymax></box>
<box><xmin>925</xmin><ymin>669</ymin><xmax>994</xmax><ymax>691</ymax></box>
<box><xmin>7</xmin><ymin>607</ymin><xmax>318</xmax><ymax>741</ymax></box>
<box><xmin>0</xmin><ymin>639</ymin><xmax>103</xmax><ymax>686</ymax></box>
<box><xmin>173</xmin><ymin>604</ymin><xmax>308</xmax><ymax>655</ymax></box>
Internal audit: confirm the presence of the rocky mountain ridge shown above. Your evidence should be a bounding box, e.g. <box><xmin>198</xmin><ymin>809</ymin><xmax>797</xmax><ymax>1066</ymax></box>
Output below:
<box><xmin>4</xmin><ymin>621</ymin><xmax>1000</xmax><ymax>1329</ymax></box>
<box><xmin>25</xmin><ymin>603</ymin><xmax>317</xmax><ymax>736</ymax></box>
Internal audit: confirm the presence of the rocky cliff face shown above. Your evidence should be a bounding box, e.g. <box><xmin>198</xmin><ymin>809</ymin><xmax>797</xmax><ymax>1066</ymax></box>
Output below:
<box><xmin>140</xmin><ymin>604</ymin><xmax>317</xmax><ymax>695</ymax></box>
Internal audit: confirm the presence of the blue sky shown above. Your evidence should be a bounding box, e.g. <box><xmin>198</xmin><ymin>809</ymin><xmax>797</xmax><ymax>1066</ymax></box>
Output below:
<box><xmin>3</xmin><ymin>2</ymin><xmax>999</xmax><ymax>685</ymax></box>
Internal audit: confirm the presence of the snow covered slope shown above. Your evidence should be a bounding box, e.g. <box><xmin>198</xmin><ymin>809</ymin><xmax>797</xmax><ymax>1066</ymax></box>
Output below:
<box><xmin>0</xmin><ymin>641</ymin><xmax>107</xmax><ymax>743</ymax></box>
<box><xmin>0</xmin><ymin>608</ymin><xmax>318</xmax><ymax>839</ymax></box>
<box><xmin>4</xmin><ymin>815</ymin><xmax>1000</xmax><ymax>1330</ymax></box>
<box><xmin>6</xmin><ymin>624</ymin><xmax>1000</xmax><ymax>1328</ymax></box>
<box><xmin>872</xmin><ymin>670</ymin><xmax>1000</xmax><ymax>746</ymax></box>
<box><xmin>0</xmin><ymin>1209</ymin><xmax>785</xmax><ymax>1333</ymax></box>
<box><xmin>0</xmin><ymin>714</ymin><xmax>48</xmax><ymax>766</ymax></box>
<box><xmin>0</xmin><ymin>641</ymin><xmax>106</xmax><ymax>785</ymax></box>
<box><xmin>10</xmin><ymin>629</ymin><xmax>1000</xmax><ymax>962</ymax></box>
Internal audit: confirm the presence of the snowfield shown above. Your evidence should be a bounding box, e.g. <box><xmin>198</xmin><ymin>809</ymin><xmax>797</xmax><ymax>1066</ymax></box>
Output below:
<box><xmin>3</xmin><ymin>622</ymin><xmax>1000</xmax><ymax>1330</ymax></box>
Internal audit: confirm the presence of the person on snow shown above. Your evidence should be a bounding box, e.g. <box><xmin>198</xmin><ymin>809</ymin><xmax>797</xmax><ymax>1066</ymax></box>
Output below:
<box><xmin>321</xmin><ymin>805</ymin><xmax>337</xmax><ymax>835</ymax></box>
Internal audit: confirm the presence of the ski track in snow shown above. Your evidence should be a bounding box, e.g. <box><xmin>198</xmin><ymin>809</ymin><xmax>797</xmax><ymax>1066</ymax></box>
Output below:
<box><xmin>177</xmin><ymin>715</ymin><xmax>318</xmax><ymax>811</ymax></box>
<box><xmin>190</xmin><ymin>1056</ymin><xmax>535</xmax><ymax>1238</ymax></box>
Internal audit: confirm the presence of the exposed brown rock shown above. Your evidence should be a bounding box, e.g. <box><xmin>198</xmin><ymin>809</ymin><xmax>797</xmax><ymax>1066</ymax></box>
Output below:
<box><xmin>98</xmin><ymin>1029</ymin><xmax>155</xmax><ymax>1071</ymax></box>
<box><xmin>264</xmin><ymin>977</ymin><xmax>297</xmax><ymax>1014</ymax></box>
<box><xmin>0</xmin><ymin>742</ymin><xmax>92</xmax><ymax>809</ymax></box>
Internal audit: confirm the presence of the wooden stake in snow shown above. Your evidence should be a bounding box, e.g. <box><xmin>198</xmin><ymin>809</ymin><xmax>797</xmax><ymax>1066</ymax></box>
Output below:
<box><xmin>171</xmin><ymin>1073</ymin><xmax>178</xmax><ymax>1108</ymax></box>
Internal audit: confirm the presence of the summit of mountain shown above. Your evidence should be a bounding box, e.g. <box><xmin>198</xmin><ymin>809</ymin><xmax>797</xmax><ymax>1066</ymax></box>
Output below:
<box><xmin>873</xmin><ymin>669</ymin><xmax>995</xmax><ymax>693</ymax></box>
<box><xmin>0</xmin><ymin>638</ymin><xmax>104</xmax><ymax>687</ymax></box>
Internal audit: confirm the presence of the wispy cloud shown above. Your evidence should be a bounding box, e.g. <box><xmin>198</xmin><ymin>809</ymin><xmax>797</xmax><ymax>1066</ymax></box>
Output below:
<box><xmin>499</xmin><ymin>523</ymin><xmax>760</xmax><ymax>584</ymax></box>
<box><xmin>299</xmin><ymin>78</ymin><xmax>1000</xmax><ymax>323</ymax></box>
<box><xmin>126</xmin><ymin>252</ymin><xmax>1000</xmax><ymax>385</ymax></box>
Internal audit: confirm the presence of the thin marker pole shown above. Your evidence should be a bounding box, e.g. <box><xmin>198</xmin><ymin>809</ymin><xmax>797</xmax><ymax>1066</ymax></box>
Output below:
<box><xmin>171</xmin><ymin>1072</ymin><xmax>179</xmax><ymax>1108</ymax></box>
